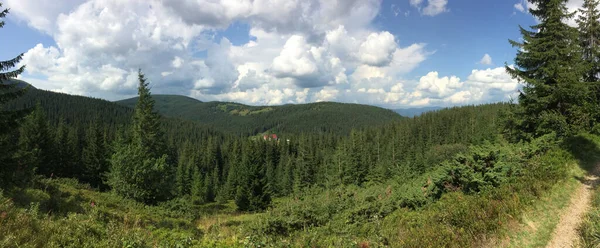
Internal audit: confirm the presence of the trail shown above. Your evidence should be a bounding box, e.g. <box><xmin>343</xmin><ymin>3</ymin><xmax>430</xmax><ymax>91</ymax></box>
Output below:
<box><xmin>546</xmin><ymin>167</ymin><xmax>600</xmax><ymax>248</ymax></box>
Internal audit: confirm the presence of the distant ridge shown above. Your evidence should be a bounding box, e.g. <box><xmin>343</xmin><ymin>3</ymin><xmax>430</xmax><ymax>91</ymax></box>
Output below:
<box><xmin>393</xmin><ymin>106</ymin><xmax>442</xmax><ymax>117</ymax></box>
<box><xmin>116</xmin><ymin>95</ymin><xmax>403</xmax><ymax>135</ymax></box>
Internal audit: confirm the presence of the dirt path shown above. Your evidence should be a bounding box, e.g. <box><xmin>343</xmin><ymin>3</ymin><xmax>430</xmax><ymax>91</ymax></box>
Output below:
<box><xmin>546</xmin><ymin>171</ymin><xmax>599</xmax><ymax>248</ymax></box>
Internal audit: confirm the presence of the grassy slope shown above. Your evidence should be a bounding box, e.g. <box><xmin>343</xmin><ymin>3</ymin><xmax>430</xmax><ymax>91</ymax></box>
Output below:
<box><xmin>580</xmin><ymin>184</ymin><xmax>600</xmax><ymax>247</ymax></box>
<box><xmin>577</xmin><ymin>134</ymin><xmax>600</xmax><ymax>248</ymax></box>
<box><xmin>116</xmin><ymin>95</ymin><xmax>403</xmax><ymax>135</ymax></box>
<box><xmin>502</xmin><ymin>133</ymin><xmax>600</xmax><ymax>247</ymax></box>
<box><xmin>504</xmin><ymin>164</ymin><xmax>585</xmax><ymax>247</ymax></box>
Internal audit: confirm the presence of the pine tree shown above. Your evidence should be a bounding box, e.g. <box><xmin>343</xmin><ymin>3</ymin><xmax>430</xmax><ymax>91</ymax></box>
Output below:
<box><xmin>0</xmin><ymin>3</ymin><xmax>29</xmax><ymax>186</ymax></box>
<box><xmin>52</xmin><ymin>119</ymin><xmax>79</xmax><ymax>178</ymax></box>
<box><xmin>235</xmin><ymin>141</ymin><xmax>271</xmax><ymax>212</ymax></box>
<box><xmin>221</xmin><ymin>140</ymin><xmax>242</xmax><ymax>200</ymax></box>
<box><xmin>16</xmin><ymin>104</ymin><xmax>52</xmax><ymax>179</ymax></box>
<box><xmin>506</xmin><ymin>0</ymin><xmax>590</xmax><ymax>139</ymax></box>
<box><xmin>131</xmin><ymin>69</ymin><xmax>167</xmax><ymax>157</ymax></box>
<box><xmin>191</xmin><ymin>165</ymin><xmax>203</xmax><ymax>204</ymax></box>
<box><xmin>82</xmin><ymin>119</ymin><xmax>108</xmax><ymax>188</ymax></box>
<box><xmin>175</xmin><ymin>141</ymin><xmax>195</xmax><ymax>197</ymax></box>
<box><xmin>107</xmin><ymin>70</ymin><xmax>173</xmax><ymax>204</ymax></box>
<box><xmin>576</xmin><ymin>0</ymin><xmax>600</xmax><ymax>83</ymax></box>
<box><xmin>576</xmin><ymin>0</ymin><xmax>600</xmax><ymax>126</ymax></box>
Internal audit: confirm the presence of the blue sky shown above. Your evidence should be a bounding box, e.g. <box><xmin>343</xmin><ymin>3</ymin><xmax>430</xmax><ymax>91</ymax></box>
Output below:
<box><xmin>0</xmin><ymin>0</ymin><xmax>562</xmax><ymax>107</ymax></box>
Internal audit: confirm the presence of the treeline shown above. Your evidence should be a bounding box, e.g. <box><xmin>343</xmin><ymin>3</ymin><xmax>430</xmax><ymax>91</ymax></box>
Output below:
<box><xmin>2</xmin><ymin>75</ymin><xmax>507</xmax><ymax>211</ymax></box>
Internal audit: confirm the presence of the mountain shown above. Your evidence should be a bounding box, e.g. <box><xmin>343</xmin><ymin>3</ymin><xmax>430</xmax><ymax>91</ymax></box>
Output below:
<box><xmin>3</xmin><ymin>86</ymin><xmax>224</xmax><ymax>145</ymax></box>
<box><xmin>4</xmin><ymin>85</ymin><xmax>132</xmax><ymax>128</ymax></box>
<box><xmin>392</xmin><ymin>106</ymin><xmax>442</xmax><ymax>117</ymax></box>
<box><xmin>116</xmin><ymin>95</ymin><xmax>403</xmax><ymax>135</ymax></box>
<box><xmin>4</xmin><ymin>79</ymin><xmax>35</xmax><ymax>89</ymax></box>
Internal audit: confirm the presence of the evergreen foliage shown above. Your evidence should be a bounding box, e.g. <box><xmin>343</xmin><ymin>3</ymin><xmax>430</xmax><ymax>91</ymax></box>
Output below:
<box><xmin>107</xmin><ymin>70</ymin><xmax>173</xmax><ymax>204</ymax></box>
<box><xmin>16</xmin><ymin>104</ymin><xmax>52</xmax><ymax>178</ymax></box>
<box><xmin>82</xmin><ymin>119</ymin><xmax>108</xmax><ymax>189</ymax></box>
<box><xmin>0</xmin><ymin>3</ymin><xmax>29</xmax><ymax>187</ymax></box>
<box><xmin>576</xmin><ymin>0</ymin><xmax>600</xmax><ymax>83</ymax></box>
<box><xmin>506</xmin><ymin>0</ymin><xmax>592</xmax><ymax>139</ymax></box>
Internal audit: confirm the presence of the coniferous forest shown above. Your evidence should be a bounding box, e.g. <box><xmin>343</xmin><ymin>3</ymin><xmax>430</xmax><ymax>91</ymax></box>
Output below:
<box><xmin>4</xmin><ymin>0</ymin><xmax>600</xmax><ymax>247</ymax></box>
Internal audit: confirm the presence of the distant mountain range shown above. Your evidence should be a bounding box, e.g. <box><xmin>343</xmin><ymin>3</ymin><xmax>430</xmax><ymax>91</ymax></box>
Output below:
<box><xmin>392</xmin><ymin>106</ymin><xmax>443</xmax><ymax>117</ymax></box>
<box><xmin>4</xmin><ymin>80</ymin><xmax>452</xmax><ymax>135</ymax></box>
<box><xmin>116</xmin><ymin>95</ymin><xmax>403</xmax><ymax>135</ymax></box>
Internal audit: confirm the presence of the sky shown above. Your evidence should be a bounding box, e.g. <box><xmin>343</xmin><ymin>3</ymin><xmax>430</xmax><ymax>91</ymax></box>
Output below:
<box><xmin>0</xmin><ymin>0</ymin><xmax>586</xmax><ymax>108</ymax></box>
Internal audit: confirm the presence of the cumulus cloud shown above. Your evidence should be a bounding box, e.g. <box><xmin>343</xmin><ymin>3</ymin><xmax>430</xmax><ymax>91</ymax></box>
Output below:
<box><xmin>416</xmin><ymin>71</ymin><xmax>463</xmax><ymax>98</ymax></box>
<box><xmin>161</xmin><ymin>0</ymin><xmax>381</xmax><ymax>36</ymax></box>
<box><xmin>11</xmin><ymin>0</ymin><xmax>440</xmax><ymax>106</ymax></box>
<box><xmin>358</xmin><ymin>31</ymin><xmax>397</xmax><ymax>67</ymax></box>
<box><xmin>479</xmin><ymin>54</ymin><xmax>493</xmax><ymax>65</ymax></box>
<box><xmin>409</xmin><ymin>67</ymin><xmax>519</xmax><ymax>105</ymax></box>
<box><xmin>423</xmin><ymin>0</ymin><xmax>449</xmax><ymax>16</ymax></box>
<box><xmin>4</xmin><ymin>0</ymin><xmax>84</xmax><ymax>34</ymax></box>
<box><xmin>410</xmin><ymin>0</ymin><xmax>449</xmax><ymax>16</ymax></box>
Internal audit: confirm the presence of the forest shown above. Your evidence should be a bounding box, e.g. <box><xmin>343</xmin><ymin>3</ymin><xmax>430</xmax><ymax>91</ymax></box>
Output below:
<box><xmin>2</xmin><ymin>0</ymin><xmax>600</xmax><ymax>247</ymax></box>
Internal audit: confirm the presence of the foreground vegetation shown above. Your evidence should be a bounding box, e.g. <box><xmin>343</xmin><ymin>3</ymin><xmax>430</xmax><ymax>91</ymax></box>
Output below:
<box><xmin>580</xmin><ymin>185</ymin><xmax>600</xmax><ymax>247</ymax></box>
<box><xmin>1</xmin><ymin>132</ymin><xmax>598</xmax><ymax>247</ymax></box>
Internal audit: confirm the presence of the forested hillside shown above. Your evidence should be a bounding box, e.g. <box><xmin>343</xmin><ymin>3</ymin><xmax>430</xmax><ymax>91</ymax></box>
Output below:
<box><xmin>117</xmin><ymin>95</ymin><xmax>403</xmax><ymax>135</ymax></box>
<box><xmin>5</xmin><ymin>82</ymin><xmax>132</xmax><ymax>127</ymax></box>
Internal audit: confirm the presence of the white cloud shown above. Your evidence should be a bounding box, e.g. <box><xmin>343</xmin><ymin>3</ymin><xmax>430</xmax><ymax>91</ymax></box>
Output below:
<box><xmin>272</xmin><ymin>36</ymin><xmax>319</xmax><ymax>80</ymax></box>
<box><xmin>4</xmin><ymin>0</ymin><xmax>84</xmax><ymax>34</ymax></box>
<box><xmin>11</xmin><ymin>0</ymin><xmax>451</xmax><ymax>107</ymax></box>
<box><xmin>423</xmin><ymin>0</ymin><xmax>449</xmax><ymax>16</ymax></box>
<box><xmin>410</xmin><ymin>0</ymin><xmax>425</xmax><ymax>7</ymax></box>
<box><xmin>410</xmin><ymin>0</ymin><xmax>448</xmax><ymax>16</ymax></box>
<box><xmin>479</xmin><ymin>54</ymin><xmax>493</xmax><ymax>65</ymax></box>
<box><xmin>314</xmin><ymin>87</ymin><xmax>339</xmax><ymax>102</ymax></box>
<box><xmin>514</xmin><ymin>2</ymin><xmax>525</xmax><ymax>13</ymax></box>
<box><xmin>358</xmin><ymin>31</ymin><xmax>397</xmax><ymax>67</ymax></box>
<box><xmin>172</xmin><ymin>57</ymin><xmax>184</xmax><ymax>68</ymax></box>
<box><xmin>416</xmin><ymin>71</ymin><xmax>463</xmax><ymax>98</ymax></box>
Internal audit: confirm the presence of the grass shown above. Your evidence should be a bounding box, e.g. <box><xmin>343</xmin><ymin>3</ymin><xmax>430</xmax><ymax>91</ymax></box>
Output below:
<box><xmin>504</xmin><ymin>163</ymin><xmax>585</xmax><ymax>247</ymax></box>
<box><xmin>579</xmin><ymin>186</ymin><xmax>600</xmax><ymax>247</ymax></box>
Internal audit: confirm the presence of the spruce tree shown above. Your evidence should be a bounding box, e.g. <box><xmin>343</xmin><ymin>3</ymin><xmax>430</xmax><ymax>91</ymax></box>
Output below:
<box><xmin>131</xmin><ymin>69</ymin><xmax>167</xmax><ymax>157</ymax></box>
<box><xmin>576</xmin><ymin>0</ymin><xmax>600</xmax><ymax>126</ymax></box>
<box><xmin>191</xmin><ymin>165</ymin><xmax>203</xmax><ymax>204</ymax></box>
<box><xmin>235</xmin><ymin>141</ymin><xmax>270</xmax><ymax>212</ymax></box>
<box><xmin>82</xmin><ymin>119</ymin><xmax>108</xmax><ymax>189</ymax></box>
<box><xmin>15</xmin><ymin>104</ymin><xmax>52</xmax><ymax>179</ymax></box>
<box><xmin>107</xmin><ymin>70</ymin><xmax>173</xmax><ymax>204</ymax></box>
<box><xmin>576</xmin><ymin>0</ymin><xmax>600</xmax><ymax>83</ymax></box>
<box><xmin>0</xmin><ymin>3</ymin><xmax>29</xmax><ymax>186</ymax></box>
<box><xmin>506</xmin><ymin>0</ymin><xmax>590</xmax><ymax>139</ymax></box>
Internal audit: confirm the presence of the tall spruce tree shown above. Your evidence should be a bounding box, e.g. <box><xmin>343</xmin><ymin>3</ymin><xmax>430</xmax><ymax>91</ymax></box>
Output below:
<box><xmin>16</xmin><ymin>104</ymin><xmax>52</xmax><ymax>179</ymax></box>
<box><xmin>506</xmin><ymin>0</ymin><xmax>590</xmax><ymax>139</ymax></box>
<box><xmin>577</xmin><ymin>0</ymin><xmax>600</xmax><ymax>83</ymax></box>
<box><xmin>82</xmin><ymin>119</ymin><xmax>108</xmax><ymax>189</ymax></box>
<box><xmin>576</xmin><ymin>0</ymin><xmax>600</xmax><ymax>126</ymax></box>
<box><xmin>0</xmin><ymin>3</ymin><xmax>30</xmax><ymax>186</ymax></box>
<box><xmin>107</xmin><ymin>70</ymin><xmax>173</xmax><ymax>204</ymax></box>
<box><xmin>235</xmin><ymin>141</ymin><xmax>271</xmax><ymax>212</ymax></box>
